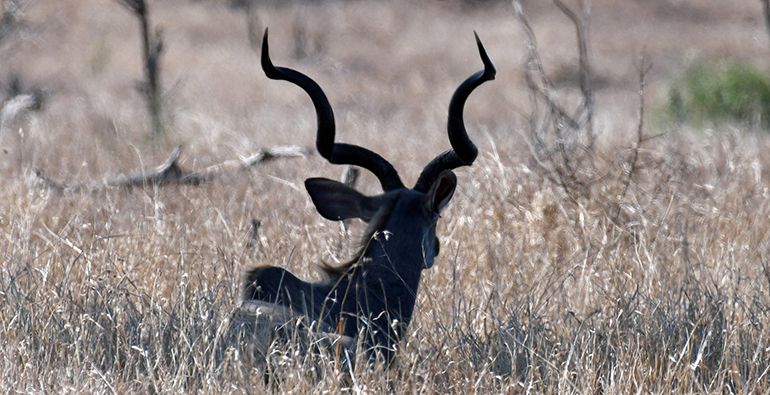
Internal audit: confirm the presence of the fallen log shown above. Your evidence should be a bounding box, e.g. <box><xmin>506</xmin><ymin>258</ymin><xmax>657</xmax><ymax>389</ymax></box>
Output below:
<box><xmin>36</xmin><ymin>145</ymin><xmax>311</xmax><ymax>192</ymax></box>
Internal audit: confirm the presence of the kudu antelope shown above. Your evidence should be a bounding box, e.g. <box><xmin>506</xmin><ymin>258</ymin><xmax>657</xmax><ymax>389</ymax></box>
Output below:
<box><xmin>241</xmin><ymin>29</ymin><xmax>495</xmax><ymax>364</ymax></box>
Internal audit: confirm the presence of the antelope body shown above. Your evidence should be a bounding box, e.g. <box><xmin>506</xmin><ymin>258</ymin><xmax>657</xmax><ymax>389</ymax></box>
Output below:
<box><xmin>242</xmin><ymin>29</ymin><xmax>495</xmax><ymax>364</ymax></box>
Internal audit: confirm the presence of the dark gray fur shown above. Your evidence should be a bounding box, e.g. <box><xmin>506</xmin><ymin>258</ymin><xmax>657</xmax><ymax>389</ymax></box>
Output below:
<box><xmin>242</xmin><ymin>28</ymin><xmax>495</xmax><ymax>364</ymax></box>
<box><xmin>243</xmin><ymin>171</ymin><xmax>455</xmax><ymax>362</ymax></box>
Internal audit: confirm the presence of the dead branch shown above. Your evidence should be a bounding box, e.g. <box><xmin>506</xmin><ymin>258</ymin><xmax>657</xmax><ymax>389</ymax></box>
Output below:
<box><xmin>36</xmin><ymin>145</ymin><xmax>310</xmax><ymax>192</ymax></box>
<box><xmin>107</xmin><ymin>145</ymin><xmax>203</xmax><ymax>188</ymax></box>
<box><xmin>245</xmin><ymin>219</ymin><xmax>264</xmax><ymax>249</ymax></box>
<box><xmin>620</xmin><ymin>50</ymin><xmax>654</xmax><ymax>200</ymax></box>
<box><xmin>35</xmin><ymin>169</ymin><xmax>66</xmax><ymax>194</ymax></box>
<box><xmin>117</xmin><ymin>0</ymin><xmax>164</xmax><ymax>139</ymax></box>
<box><xmin>762</xmin><ymin>0</ymin><xmax>770</xmax><ymax>54</ymax></box>
<box><xmin>611</xmin><ymin>50</ymin><xmax>653</xmax><ymax>224</ymax></box>
<box><xmin>240</xmin><ymin>145</ymin><xmax>309</xmax><ymax>168</ymax></box>
<box><xmin>514</xmin><ymin>0</ymin><xmax>596</xmax><ymax>202</ymax></box>
<box><xmin>552</xmin><ymin>0</ymin><xmax>594</xmax><ymax>131</ymax></box>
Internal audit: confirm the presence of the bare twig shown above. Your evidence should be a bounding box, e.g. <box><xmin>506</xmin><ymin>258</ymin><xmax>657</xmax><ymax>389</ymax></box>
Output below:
<box><xmin>611</xmin><ymin>50</ymin><xmax>653</xmax><ymax>224</ymax></box>
<box><xmin>552</xmin><ymin>0</ymin><xmax>594</xmax><ymax>132</ymax></box>
<box><xmin>761</xmin><ymin>0</ymin><xmax>770</xmax><ymax>54</ymax></box>
<box><xmin>513</xmin><ymin>0</ymin><xmax>596</xmax><ymax>202</ymax></box>
<box><xmin>621</xmin><ymin>50</ymin><xmax>653</xmax><ymax>201</ymax></box>
<box><xmin>117</xmin><ymin>0</ymin><xmax>164</xmax><ymax>139</ymax></box>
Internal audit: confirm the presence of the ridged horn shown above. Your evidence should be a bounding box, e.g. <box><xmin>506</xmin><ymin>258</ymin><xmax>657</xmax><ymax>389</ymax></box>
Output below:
<box><xmin>261</xmin><ymin>28</ymin><xmax>405</xmax><ymax>191</ymax></box>
<box><xmin>413</xmin><ymin>31</ymin><xmax>496</xmax><ymax>193</ymax></box>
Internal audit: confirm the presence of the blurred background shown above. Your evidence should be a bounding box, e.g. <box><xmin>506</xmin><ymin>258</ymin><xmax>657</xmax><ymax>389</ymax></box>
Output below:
<box><xmin>1</xmin><ymin>0</ymin><xmax>766</xmax><ymax>181</ymax></box>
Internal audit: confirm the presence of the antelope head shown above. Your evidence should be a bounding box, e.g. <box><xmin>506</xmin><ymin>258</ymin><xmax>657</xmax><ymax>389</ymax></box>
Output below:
<box><xmin>242</xmin><ymin>28</ymin><xmax>495</xmax><ymax>363</ymax></box>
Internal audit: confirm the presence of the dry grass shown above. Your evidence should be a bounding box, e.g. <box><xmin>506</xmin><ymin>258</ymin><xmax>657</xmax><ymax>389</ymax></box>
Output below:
<box><xmin>2</xmin><ymin>0</ymin><xmax>770</xmax><ymax>393</ymax></box>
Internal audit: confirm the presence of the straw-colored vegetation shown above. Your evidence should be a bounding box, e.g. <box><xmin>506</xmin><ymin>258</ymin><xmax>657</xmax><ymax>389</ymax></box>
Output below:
<box><xmin>1</xmin><ymin>0</ymin><xmax>769</xmax><ymax>393</ymax></box>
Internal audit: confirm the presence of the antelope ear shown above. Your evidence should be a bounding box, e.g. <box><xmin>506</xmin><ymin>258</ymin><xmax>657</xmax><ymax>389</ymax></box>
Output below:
<box><xmin>305</xmin><ymin>178</ymin><xmax>383</xmax><ymax>222</ymax></box>
<box><xmin>426</xmin><ymin>170</ymin><xmax>457</xmax><ymax>214</ymax></box>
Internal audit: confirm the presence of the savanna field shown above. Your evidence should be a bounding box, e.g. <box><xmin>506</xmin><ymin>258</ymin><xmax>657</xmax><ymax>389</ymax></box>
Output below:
<box><xmin>2</xmin><ymin>0</ymin><xmax>770</xmax><ymax>393</ymax></box>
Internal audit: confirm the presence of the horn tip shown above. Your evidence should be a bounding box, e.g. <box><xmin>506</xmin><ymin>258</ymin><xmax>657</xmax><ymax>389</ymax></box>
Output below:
<box><xmin>261</xmin><ymin>27</ymin><xmax>279</xmax><ymax>78</ymax></box>
<box><xmin>472</xmin><ymin>31</ymin><xmax>496</xmax><ymax>80</ymax></box>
